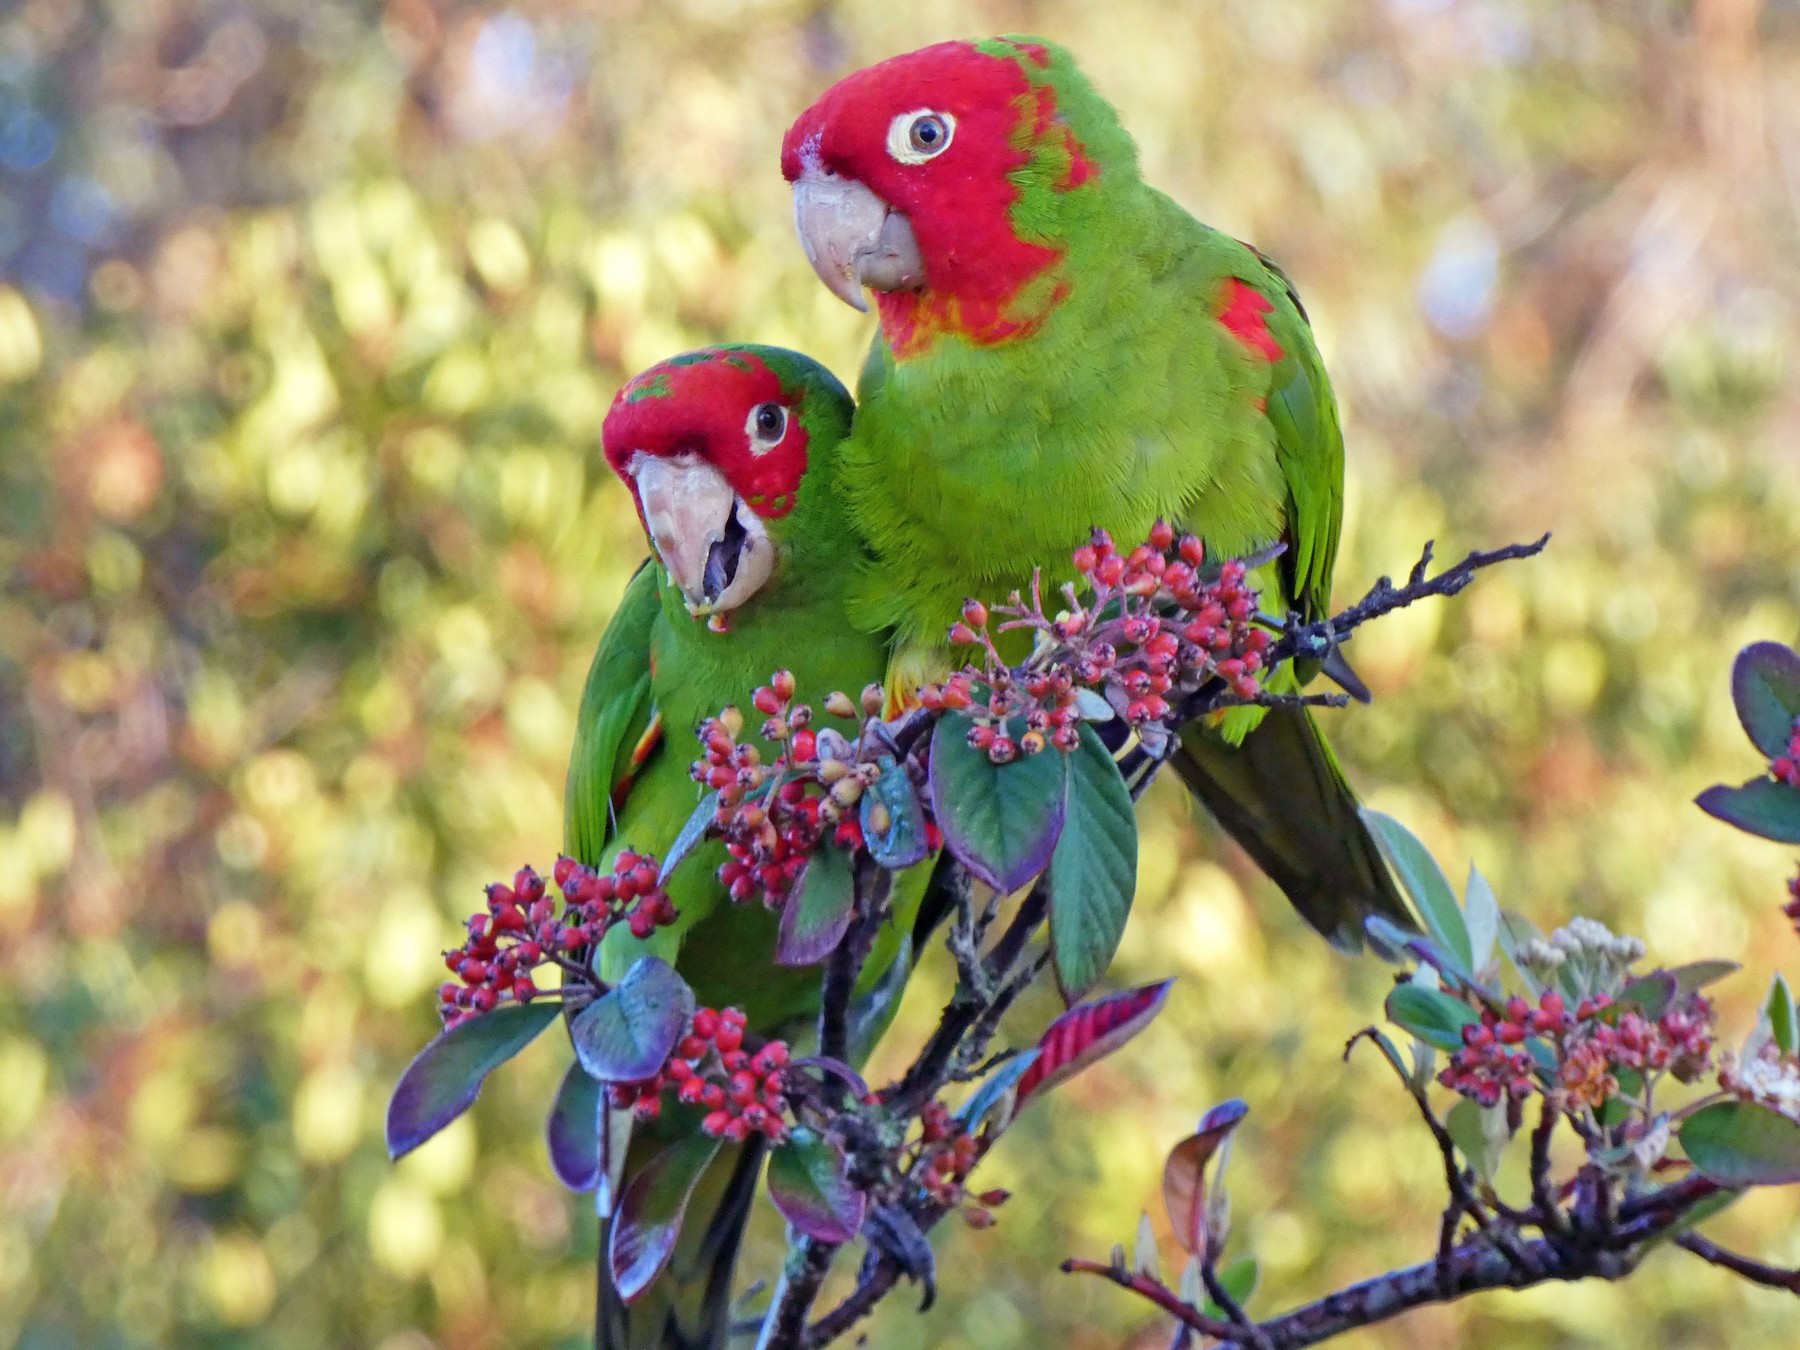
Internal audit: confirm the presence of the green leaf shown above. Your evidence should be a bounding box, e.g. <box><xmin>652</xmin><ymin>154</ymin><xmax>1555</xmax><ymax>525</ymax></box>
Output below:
<box><xmin>1363</xmin><ymin>810</ymin><xmax>1471</xmax><ymax>971</ymax></box>
<box><xmin>658</xmin><ymin>789</ymin><xmax>719</xmax><ymax>883</ymax></box>
<box><xmin>1463</xmin><ymin>865</ymin><xmax>1499</xmax><ymax>973</ymax></box>
<box><xmin>1497</xmin><ymin>910</ymin><xmax>1546</xmax><ymax>997</ymax></box>
<box><xmin>386</xmin><ymin>1001</ymin><xmax>561</xmax><ymax>1159</ymax></box>
<box><xmin>1696</xmin><ymin>778</ymin><xmax>1800</xmax><ymax>844</ymax></box>
<box><xmin>1670</xmin><ymin>961</ymin><xmax>1741</xmax><ymax>997</ymax></box>
<box><xmin>1201</xmin><ymin>1256</ymin><xmax>1259</xmax><ymax>1319</ymax></box>
<box><xmin>1767</xmin><ymin>975</ymin><xmax>1798</xmax><ymax>1057</ymax></box>
<box><xmin>860</xmin><ymin>757</ymin><xmax>930</xmax><ymax>870</ymax></box>
<box><xmin>571</xmin><ymin>956</ymin><xmax>694</xmax><ymax>1083</ymax></box>
<box><xmin>1047</xmin><ymin>724</ymin><xmax>1138</xmax><ymax>1001</ymax></box>
<box><xmin>1680</xmin><ymin>1101</ymin><xmax>1800</xmax><ymax>1187</ymax></box>
<box><xmin>1385</xmin><ymin>983</ymin><xmax>1479</xmax><ymax>1053</ymax></box>
<box><xmin>767</xmin><ymin>1127</ymin><xmax>866</xmax><ymax>1243</ymax></box>
<box><xmin>776</xmin><ymin>842</ymin><xmax>856</xmax><ymax>967</ymax></box>
<box><xmin>927</xmin><ymin>713</ymin><xmax>1070</xmax><ymax>893</ymax></box>
<box><xmin>609</xmin><ymin>1131</ymin><xmax>723</xmax><ymax>1299</ymax></box>
<box><xmin>1446</xmin><ymin>1098</ymin><xmax>1510</xmax><ymax>1183</ymax></box>
<box><xmin>1619</xmin><ymin>972</ymin><xmax>1678</xmax><ymax>1020</ymax></box>
<box><xmin>1730</xmin><ymin>642</ymin><xmax>1800</xmax><ymax>759</ymax></box>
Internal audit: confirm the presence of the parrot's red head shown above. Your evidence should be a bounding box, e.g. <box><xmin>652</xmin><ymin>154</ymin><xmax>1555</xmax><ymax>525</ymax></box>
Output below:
<box><xmin>781</xmin><ymin>37</ymin><xmax>1134</xmax><ymax>355</ymax></box>
<box><xmin>602</xmin><ymin>346</ymin><xmax>851</xmax><ymax>619</ymax></box>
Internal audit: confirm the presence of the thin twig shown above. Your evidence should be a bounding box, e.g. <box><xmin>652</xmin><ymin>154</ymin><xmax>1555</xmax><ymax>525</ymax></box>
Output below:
<box><xmin>1676</xmin><ymin>1233</ymin><xmax>1800</xmax><ymax>1293</ymax></box>
<box><xmin>1059</xmin><ymin>1260</ymin><xmax>1241</xmax><ymax>1340</ymax></box>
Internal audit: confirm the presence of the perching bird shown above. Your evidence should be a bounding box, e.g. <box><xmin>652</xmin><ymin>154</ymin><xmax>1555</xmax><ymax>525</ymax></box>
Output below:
<box><xmin>572</xmin><ymin>345</ymin><xmax>922</xmax><ymax>1348</ymax></box>
<box><xmin>780</xmin><ymin>35</ymin><xmax>1411</xmax><ymax>948</ymax></box>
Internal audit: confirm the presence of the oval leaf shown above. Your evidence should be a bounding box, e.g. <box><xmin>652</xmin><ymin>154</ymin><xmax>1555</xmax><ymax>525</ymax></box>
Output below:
<box><xmin>861</xmin><ymin>757</ymin><xmax>930</xmax><ymax>870</ymax></box>
<box><xmin>1049</xmin><ymin>724</ymin><xmax>1139</xmax><ymax>1002</ymax></box>
<box><xmin>1680</xmin><ymin>1101</ymin><xmax>1800</xmax><ymax>1187</ymax></box>
<box><xmin>928</xmin><ymin>712</ymin><xmax>1070</xmax><ymax>893</ymax></box>
<box><xmin>1463</xmin><ymin>865</ymin><xmax>1499</xmax><ymax>973</ymax></box>
<box><xmin>1386</xmin><ymin>983</ymin><xmax>1479</xmax><ymax>1053</ymax></box>
<box><xmin>386</xmin><ymin>1001</ymin><xmax>560</xmax><ymax>1159</ymax></box>
<box><xmin>1768</xmin><ymin>975</ymin><xmax>1798</xmax><ymax>1058</ymax></box>
<box><xmin>1731</xmin><ymin>642</ymin><xmax>1800</xmax><ymax>759</ymax></box>
<box><xmin>1696</xmin><ymin>778</ymin><xmax>1800</xmax><ymax>844</ymax></box>
<box><xmin>571</xmin><ymin>956</ymin><xmax>695</xmax><ymax>1083</ymax></box>
<box><xmin>1671</xmin><ymin>960</ymin><xmax>1741</xmax><ymax>997</ymax></box>
<box><xmin>1363</xmin><ymin>810</ymin><xmax>1471</xmax><ymax>970</ymax></box>
<box><xmin>609</xmin><ymin>1133</ymin><xmax>723</xmax><ymax>1300</ymax></box>
<box><xmin>776</xmin><ymin>842</ymin><xmax>856</xmax><ymax>967</ymax></box>
<box><xmin>767</xmin><ymin>1127</ymin><xmax>866</xmax><ymax>1243</ymax></box>
<box><xmin>1162</xmin><ymin>1099</ymin><xmax>1249</xmax><ymax>1255</ymax></box>
<box><xmin>546</xmin><ymin>1061</ymin><xmax>601</xmax><ymax>1192</ymax></box>
<box><xmin>1619</xmin><ymin>971</ymin><xmax>1679</xmax><ymax>1021</ymax></box>
<box><xmin>659</xmin><ymin>789</ymin><xmax>719</xmax><ymax>883</ymax></box>
<box><xmin>1016</xmin><ymin>979</ymin><xmax>1174</xmax><ymax>1107</ymax></box>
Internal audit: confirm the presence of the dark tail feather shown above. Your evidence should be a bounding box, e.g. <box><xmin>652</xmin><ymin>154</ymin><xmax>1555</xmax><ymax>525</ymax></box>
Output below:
<box><xmin>597</xmin><ymin>1136</ymin><xmax>768</xmax><ymax>1350</ymax></box>
<box><xmin>1169</xmin><ymin>704</ymin><xmax>1414</xmax><ymax>951</ymax></box>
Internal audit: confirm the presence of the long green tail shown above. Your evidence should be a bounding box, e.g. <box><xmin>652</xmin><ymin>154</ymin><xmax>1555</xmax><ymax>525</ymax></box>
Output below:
<box><xmin>1169</xmin><ymin>704</ymin><xmax>1413</xmax><ymax>951</ymax></box>
<box><xmin>597</xmin><ymin>1136</ymin><xmax>766</xmax><ymax>1350</ymax></box>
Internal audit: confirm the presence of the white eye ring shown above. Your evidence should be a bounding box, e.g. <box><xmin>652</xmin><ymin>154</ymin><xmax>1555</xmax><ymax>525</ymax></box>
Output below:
<box><xmin>745</xmin><ymin>402</ymin><xmax>787</xmax><ymax>453</ymax></box>
<box><xmin>887</xmin><ymin>109</ymin><xmax>955</xmax><ymax>165</ymax></box>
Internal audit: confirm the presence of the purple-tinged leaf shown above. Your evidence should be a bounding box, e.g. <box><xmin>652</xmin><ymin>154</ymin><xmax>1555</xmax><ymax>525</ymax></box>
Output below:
<box><xmin>776</xmin><ymin>842</ymin><xmax>856</xmax><ymax>967</ymax></box>
<box><xmin>1697</xmin><ymin>778</ymin><xmax>1800</xmax><ymax>844</ymax></box>
<box><xmin>571</xmin><ymin>956</ymin><xmax>694</xmax><ymax>1083</ymax></box>
<box><xmin>1386</xmin><ymin>983</ymin><xmax>1479</xmax><ymax>1053</ymax></box>
<box><xmin>927</xmin><ymin>712</ymin><xmax>1069</xmax><ymax>893</ymax></box>
<box><xmin>1364</xmin><ymin>915</ymin><xmax>1473</xmax><ymax>986</ymax></box>
<box><xmin>1671</xmin><ymin>960</ymin><xmax>1740</xmax><ymax>997</ymax></box>
<box><xmin>788</xmin><ymin>1056</ymin><xmax>870</xmax><ymax>1101</ymax></box>
<box><xmin>1016</xmin><ymin>979</ymin><xmax>1173</xmax><ymax>1107</ymax></box>
<box><xmin>1680</xmin><ymin>1101</ymin><xmax>1800</xmax><ymax>1187</ymax></box>
<box><xmin>1163</xmin><ymin>1099</ymin><xmax>1249</xmax><ymax>1255</ymax></box>
<box><xmin>861</xmin><ymin>757</ymin><xmax>930</xmax><ymax>870</ymax></box>
<box><xmin>766</xmin><ymin>1128</ymin><xmax>866</xmax><ymax>1243</ymax></box>
<box><xmin>386</xmin><ymin>1001</ymin><xmax>560</xmax><ymax>1159</ymax></box>
<box><xmin>546</xmin><ymin>1061</ymin><xmax>600</xmax><ymax>1192</ymax></box>
<box><xmin>1048</xmin><ymin>724</ymin><xmax>1138</xmax><ymax>1003</ymax></box>
<box><xmin>659</xmin><ymin>790</ymin><xmax>719</xmax><ymax>883</ymax></box>
<box><xmin>609</xmin><ymin>1133</ymin><xmax>722</xmax><ymax>1300</ymax></box>
<box><xmin>595</xmin><ymin>1102</ymin><xmax>633</xmax><ymax>1219</ymax></box>
<box><xmin>956</xmin><ymin>1050</ymin><xmax>1040</xmax><ymax>1130</ymax></box>
<box><xmin>1730</xmin><ymin>642</ymin><xmax>1800</xmax><ymax>759</ymax></box>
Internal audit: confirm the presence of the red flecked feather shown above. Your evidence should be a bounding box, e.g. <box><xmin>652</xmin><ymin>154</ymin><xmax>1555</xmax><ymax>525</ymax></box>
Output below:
<box><xmin>1219</xmin><ymin>278</ymin><xmax>1285</xmax><ymax>363</ymax></box>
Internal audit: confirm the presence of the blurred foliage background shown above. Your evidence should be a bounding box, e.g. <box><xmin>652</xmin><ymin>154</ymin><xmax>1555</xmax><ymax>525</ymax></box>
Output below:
<box><xmin>2</xmin><ymin>0</ymin><xmax>1798</xmax><ymax>1347</ymax></box>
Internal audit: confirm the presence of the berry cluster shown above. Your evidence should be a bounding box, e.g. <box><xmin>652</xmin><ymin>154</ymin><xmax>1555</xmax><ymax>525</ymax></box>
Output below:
<box><xmin>1770</xmin><ymin>717</ymin><xmax>1800</xmax><ymax>788</ymax></box>
<box><xmin>1785</xmin><ymin>869</ymin><xmax>1800</xmax><ymax>937</ymax></box>
<box><xmin>1441</xmin><ymin>992</ymin><xmax>1570</xmax><ymax>1106</ymax></box>
<box><xmin>437</xmin><ymin>857</ymin><xmax>677</xmax><ymax>1028</ymax></box>
<box><xmin>925</xmin><ymin>522</ymin><xmax>1273</xmax><ymax>764</ymax></box>
<box><xmin>1437</xmin><ymin>984</ymin><xmax>1717</xmax><ymax>1112</ymax></box>
<box><xmin>606</xmin><ymin>1006</ymin><xmax>794</xmax><ymax>1142</ymax></box>
<box><xmin>691</xmin><ymin>674</ymin><xmax>888</xmax><ymax>909</ymax></box>
<box><xmin>912</xmin><ymin>1100</ymin><xmax>1007</xmax><ymax>1227</ymax></box>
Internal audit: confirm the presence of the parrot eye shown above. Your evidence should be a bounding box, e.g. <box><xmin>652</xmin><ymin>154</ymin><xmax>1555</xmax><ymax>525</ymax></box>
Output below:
<box><xmin>746</xmin><ymin>401</ymin><xmax>788</xmax><ymax>451</ymax></box>
<box><xmin>887</xmin><ymin>110</ymin><xmax>955</xmax><ymax>165</ymax></box>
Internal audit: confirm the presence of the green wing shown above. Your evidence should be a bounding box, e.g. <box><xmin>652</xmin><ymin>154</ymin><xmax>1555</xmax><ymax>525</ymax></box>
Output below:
<box><xmin>1247</xmin><ymin>248</ymin><xmax>1343</xmax><ymax>629</ymax></box>
<box><xmin>564</xmin><ymin>561</ymin><xmax>661</xmax><ymax>866</ymax></box>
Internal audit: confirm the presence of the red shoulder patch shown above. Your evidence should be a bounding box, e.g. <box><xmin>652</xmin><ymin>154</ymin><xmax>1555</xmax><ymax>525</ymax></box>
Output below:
<box><xmin>1220</xmin><ymin>279</ymin><xmax>1284</xmax><ymax>364</ymax></box>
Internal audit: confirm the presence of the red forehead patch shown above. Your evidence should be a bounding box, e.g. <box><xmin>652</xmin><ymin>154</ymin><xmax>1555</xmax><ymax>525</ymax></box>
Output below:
<box><xmin>602</xmin><ymin>351</ymin><xmax>809</xmax><ymax>518</ymax></box>
<box><xmin>782</xmin><ymin>41</ymin><xmax>1073</xmax><ymax>355</ymax></box>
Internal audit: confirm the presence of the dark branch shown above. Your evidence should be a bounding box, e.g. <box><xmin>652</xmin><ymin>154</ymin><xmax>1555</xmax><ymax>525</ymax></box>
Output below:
<box><xmin>1676</xmin><ymin>1233</ymin><xmax>1800</xmax><ymax>1294</ymax></box>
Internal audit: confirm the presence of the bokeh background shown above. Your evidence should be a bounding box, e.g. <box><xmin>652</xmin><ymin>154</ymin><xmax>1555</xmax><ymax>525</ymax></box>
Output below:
<box><xmin>3</xmin><ymin>0</ymin><xmax>1799</xmax><ymax>1347</ymax></box>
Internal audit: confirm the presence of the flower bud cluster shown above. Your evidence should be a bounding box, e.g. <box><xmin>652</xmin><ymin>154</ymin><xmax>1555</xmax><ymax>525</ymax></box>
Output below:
<box><xmin>924</xmin><ymin>523</ymin><xmax>1273</xmax><ymax>765</ymax></box>
<box><xmin>912</xmin><ymin>1100</ymin><xmax>1007</xmax><ymax>1227</ymax></box>
<box><xmin>605</xmin><ymin>1006</ymin><xmax>794</xmax><ymax>1141</ymax></box>
<box><xmin>438</xmin><ymin>856</ymin><xmax>676</xmax><ymax>1028</ymax></box>
<box><xmin>1517</xmin><ymin>917</ymin><xmax>1646</xmax><ymax>999</ymax></box>
<box><xmin>1770</xmin><ymin>718</ymin><xmax>1800</xmax><ymax>788</ymax></box>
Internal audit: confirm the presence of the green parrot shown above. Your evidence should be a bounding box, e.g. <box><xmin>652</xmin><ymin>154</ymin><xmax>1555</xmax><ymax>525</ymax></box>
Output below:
<box><xmin>779</xmin><ymin>35</ymin><xmax>1411</xmax><ymax>949</ymax></box>
<box><xmin>573</xmin><ymin>345</ymin><xmax>920</xmax><ymax>1348</ymax></box>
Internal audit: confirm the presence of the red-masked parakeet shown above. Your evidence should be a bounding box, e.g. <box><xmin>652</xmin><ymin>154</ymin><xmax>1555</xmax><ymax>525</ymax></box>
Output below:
<box><xmin>780</xmin><ymin>36</ymin><xmax>1410</xmax><ymax>948</ymax></box>
<box><xmin>573</xmin><ymin>345</ymin><xmax>919</xmax><ymax>1347</ymax></box>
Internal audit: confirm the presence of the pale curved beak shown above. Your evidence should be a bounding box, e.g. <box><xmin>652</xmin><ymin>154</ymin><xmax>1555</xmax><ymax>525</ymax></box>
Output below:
<box><xmin>629</xmin><ymin>455</ymin><xmax>775</xmax><ymax>618</ymax></box>
<box><xmin>791</xmin><ymin>166</ymin><xmax>925</xmax><ymax>312</ymax></box>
